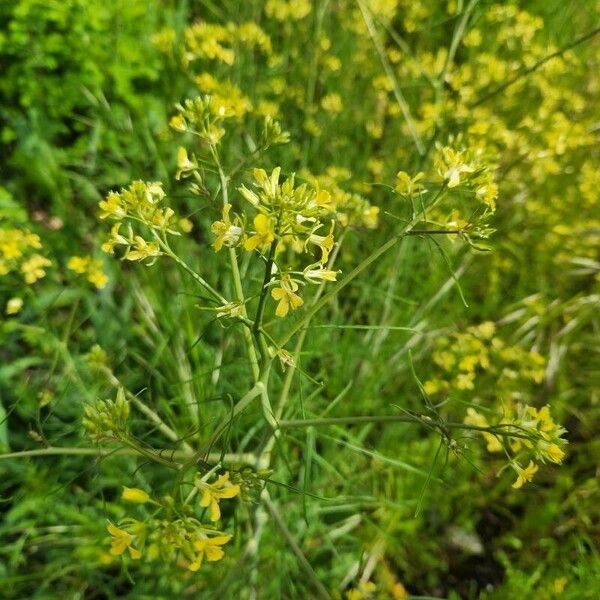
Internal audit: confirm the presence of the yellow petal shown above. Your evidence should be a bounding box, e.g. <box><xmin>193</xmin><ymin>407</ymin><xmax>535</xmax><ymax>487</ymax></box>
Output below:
<box><xmin>244</xmin><ymin>235</ymin><xmax>261</xmax><ymax>251</ymax></box>
<box><xmin>254</xmin><ymin>213</ymin><xmax>270</xmax><ymax>233</ymax></box>
<box><xmin>205</xmin><ymin>545</ymin><xmax>225</xmax><ymax>562</ymax></box>
<box><xmin>199</xmin><ymin>489</ymin><xmax>212</xmax><ymax>508</ymax></box>
<box><xmin>110</xmin><ymin>542</ymin><xmax>127</xmax><ymax>556</ymax></box>
<box><xmin>210</xmin><ymin>498</ymin><xmax>221</xmax><ymax>521</ymax></box>
<box><xmin>188</xmin><ymin>560</ymin><xmax>202</xmax><ymax>572</ymax></box>
<box><xmin>121</xmin><ymin>486</ymin><xmax>151</xmax><ymax>504</ymax></box>
<box><xmin>129</xmin><ymin>546</ymin><xmax>142</xmax><ymax>560</ymax></box>
<box><xmin>209</xmin><ymin>534</ymin><xmax>232</xmax><ymax>546</ymax></box>
<box><xmin>218</xmin><ymin>484</ymin><xmax>240</xmax><ymax>499</ymax></box>
<box><xmin>107</xmin><ymin>522</ymin><xmax>128</xmax><ymax>539</ymax></box>
<box><xmin>213</xmin><ymin>236</ymin><xmax>225</xmax><ymax>252</ymax></box>
<box><xmin>275</xmin><ymin>299</ymin><xmax>289</xmax><ymax>317</ymax></box>
<box><xmin>194</xmin><ymin>539</ymin><xmax>208</xmax><ymax>552</ymax></box>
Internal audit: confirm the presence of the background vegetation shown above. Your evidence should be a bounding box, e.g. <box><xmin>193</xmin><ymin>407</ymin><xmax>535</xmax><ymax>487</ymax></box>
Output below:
<box><xmin>1</xmin><ymin>1</ymin><xmax>599</xmax><ymax>598</ymax></box>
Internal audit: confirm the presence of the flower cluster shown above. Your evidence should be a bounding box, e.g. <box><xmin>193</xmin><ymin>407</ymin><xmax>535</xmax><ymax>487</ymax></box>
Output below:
<box><xmin>195</xmin><ymin>472</ymin><xmax>241</xmax><ymax>522</ymax></box>
<box><xmin>183</xmin><ymin>20</ymin><xmax>272</xmax><ymax>68</ymax></box>
<box><xmin>430</xmin><ymin>144</ymin><xmax>498</xmax><ymax>246</ymax></box>
<box><xmin>107</xmin><ymin>520</ymin><xmax>144</xmax><ymax>560</ymax></box>
<box><xmin>265</xmin><ymin>0</ymin><xmax>311</xmax><ymax>21</ymax></box>
<box><xmin>301</xmin><ymin>167</ymin><xmax>380</xmax><ymax>229</ymax></box>
<box><xmin>83</xmin><ymin>387</ymin><xmax>130</xmax><ymax>442</ymax></box>
<box><xmin>67</xmin><ymin>256</ymin><xmax>108</xmax><ymax>289</ymax></box>
<box><xmin>0</xmin><ymin>227</ymin><xmax>50</xmax><ymax>283</ymax></box>
<box><xmin>423</xmin><ymin>322</ymin><xmax>545</xmax><ymax>396</ymax></box>
<box><xmin>195</xmin><ymin>72</ymin><xmax>252</xmax><ymax>120</ymax></box>
<box><xmin>211</xmin><ymin>167</ymin><xmax>341</xmax><ymax>317</ymax></box>
<box><xmin>106</xmin><ymin>473</ymin><xmax>239</xmax><ymax>571</ymax></box>
<box><xmin>170</xmin><ymin>95</ymin><xmax>229</xmax><ymax>145</ymax></box>
<box><xmin>465</xmin><ymin>403</ymin><xmax>567</xmax><ymax>488</ymax></box>
<box><xmin>99</xmin><ymin>180</ymin><xmax>189</xmax><ymax>264</ymax></box>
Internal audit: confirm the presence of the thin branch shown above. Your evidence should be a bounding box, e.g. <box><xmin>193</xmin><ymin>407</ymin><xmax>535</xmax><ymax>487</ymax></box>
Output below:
<box><xmin>357</xmin><ymin>0</ymin><xmax>425</xmax><ymax>155</ymax></box>
<box><xmin>469</xmin><ymin>25</ymin><xmax>600</xmax><ymax>108</ymax></box>
<box><xmin>0</xmin><ymin>446</ymin><xmax>256</xmax><ymax>464</ymax></box>
<box><xmin>262</xmin><ymin>492</ymin><xmax>332</xmax><ymax>600</ymax></box>
<box><xmin>279</xmin><ymin>414</ymin><xmax>531</xmax><ymax>440</ymax></box>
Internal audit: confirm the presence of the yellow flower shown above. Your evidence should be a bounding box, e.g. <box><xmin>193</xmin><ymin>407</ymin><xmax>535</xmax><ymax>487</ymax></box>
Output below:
<box><xmin>321</xmin><ymin>93</ymin><xmax>343</xmax><ymax>114</ymax></box>
<box><xmin>198</xmin><ymin>472</ymin><xmax>240</xmax><ymax>521</ymax></box>
<box><xmin>252</xmin><ymin>167</ymin><xmax>280</xmax><ymax>199</ymax></box>
<box><xmin>124</xmin><ymin>237</ymin><xmax>161</xmax><ymax>262</ymax></box>
<box><xmin>68</xmin><ymin>255</ymin><xmax>107</xmax><ymax>288</ymax></box>
<box><xmin>552</xmin><ymin>577</ymin><xmax>567</xmax><ymax>594</ymax></box>
<box><xmin>244</xmin><ymin>213</ymin><xmax>275</xmax><ymax>251</ymax></box>
<box><xmin>211</xmin><ymin>204</ymin><xmax>243</xmax><ymax>251</ymax></box>
<box><xmin>21</xmin><ymin>255</ymin><xmax>51</xmax><ymax>284</ymax></box>
<box><xmin>390</xmin><ymin>582</ymin><xmax>408</xmax><ymax>599</ymax></box>
<box><xmin>175</xmin><ymin>146</ymin><xmax>197</xmax><ymax>180</ymax></box>
<box><xmin>395</xmin><ymin>171</ymin><xmax>425</xmax><ymax>195</ymax></box>
<box><xmin>308</xmin><ymin>221</ymin><xmax>335</xmax><ymax>264</ymax></box>
<box><xmin>423</xmin><ymin>379</ymin><xmax>442</xmax><ymax>395</ymax></box>
<box><xmin>1</xmin><ymin>240</ymin><xmax>21</xmax><ymax>260</ymax></box>
<box><xmin>362</xmin><ymin>206</ymin><xmax>380</xmax><ymax>229</ymax></box>
<box><xmin>215</xmin><ymin>302</ymin><xmax>244</xmax><ymax>319</ymax></box>
<box><xmin>545</xmin><ymin>443</ymin><xmax>565</xmax><ymax>464</ymax></box>
<box><xmin>107</xmin><ymin>522</ymin><xmax>141</xmax><ymax>559</ymax></box>
<box><xmin>144</xmin><ymin>182</ymin><xmax>166</xmax><ymax>204</ymax></box>
<box><xmin>121</xmin><ymin>486</ymin><xmax>151</xmax><ymax>504</ymax></box>
<box><xmin>435</xmin><ymin>146</ymin><xmax>475</xmax><ymax>188</ymax></box>
<box><xmin>6</xmin><ymin>297</ymin><xmax>23</xmax><ymax>315</ymax></box>
<box><xmin>346</xmin><ymin>581</ymin><xmax>377</xmax><ymax>600</ymax></box>
<box><xmin>455</xmin><ymin>372</ymin><xmax>475</xmax><ymax>390</ymax></box>
<box><xmin>179</xmin><ymin>218</ymin><xmax>194</xmax><ymax>233</ymax></box>
<box><xmin>99</xmin><ymin>192</ymin><xmax>126</xmax><ymax>220</ymax></box>
<box><xmin>477</xmin><ymin>321</ymin><xmax>496</xmax><ymax>339</ymax></box>
<box><xmin>271</xmin><ymin>275</ymin><xmax>304</xmax><ymax>317</ymax></box>
<box><xmin>314</xmin><ymin>186</ymin><xmax>334</xmax><ymax>212</ymax></box>
<box><xmin>464</xmin><ymin>408</ymin><xmax>502</xmax><ymax>453</ymax></box>
<box><xmin>87</xmin><ymin>266</ymin><xmax>109</xmax><ymax>289</ymax></box>
<box><xmin>169</xmin><ymin>114</ymin><xmax>187</xmax><ymax>132</ymax></box>
<box><xmin>102</xmin><ymin>224</ymin><xmax>128</xmax><ymax>254</ymax></box>
<box><xmin>67</xmin><ymin>256</ymin><xmax>89</xmax><ymax>274</ymax></box>
<box><xmin>476</xmin><ymin>180</ymin><xmax>498</xmax><ymax>210</ymax></box>
<box><xmin>303</xmin><ymin>265</ymin><xmax>339</xmax><ymax>283</ymax></box>
<box><xmin>188</xmin><ymin>534</ymin><xmax>232</xmax><ymax>571</ymax></box>
<box><xmin>512</xmin><ymin>461</ymin><xmax>539</xmax><ymax>489</ymax></box>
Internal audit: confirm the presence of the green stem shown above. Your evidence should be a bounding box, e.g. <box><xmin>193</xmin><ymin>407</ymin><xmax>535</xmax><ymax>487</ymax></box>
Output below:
<box><xmin>279</xmin><ymin>415</ymin><xmax>531</xmax><ymax>439</ymax></box>
<box><xmin>262</xmin><ymin>492</ymin><xmax>332</xmax><ymax>600</ymax></box>
<box><xmin>101</xmin><ymin>367</ymin><xmax>193</xmax><ymax>453</ymax></box>
<box><xmin>121</xmin><ymin>438</ymin><xmax>182</xmax><ymax>470</ymax></box>
<box><xmin>211</xmin><ymin>143</ymin><xmax>261</xmax><ymax>381</ymax></box>
<box><xmin>229</xmin><ymin>247</ymin><xmax>260</xmax><ymax>380</ymax></box>
<box><xmin>408</xmin><ymin>229</ymin><xmax>462</xmax><ymax>235</ymax></box>
<box><xmin>256</xmin><ymin>232</ymin><xmax>347</xmax><ymax>470</ymax></box>
<box><xmin>357</xmin><ymin>0</ymin><xmax>424</xmax><ymax>155</ymax></box>
<box><xmin>173</xmin><ymin>381</ymin><xmax>267</xmax><ymax>494</ymax></box>
<box><xmin>0</xmin><ymin>446</ymin><xmax>256</xmax><ymax>463</ymax></box>
<box><xmin>438</xmin><ymin>0</ymin><xmax>479</xmax><ymax>86</ymax></box>
<box><xmin>155</xmin><ymin>234</ymin><xmax>226</xmax><ymax>303</ymax></box>
<box><xmin>278</xmin><ymin>186</ymin><xmax>447</xmax><ymax>348</ymax></box>
<box><xmin>469</xmin><ymin>24</ymin><xmax>600</xmax><ymax>109</ymax></box>
<box><xmin>253</xmin><ymin>239</ymin><xmax>278</xmax><ymax>338</ymax></box>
